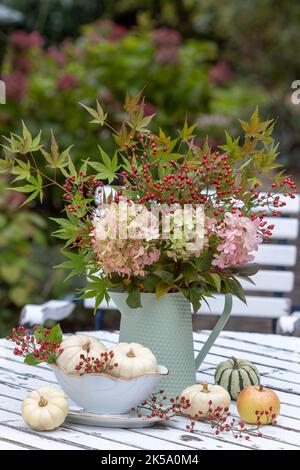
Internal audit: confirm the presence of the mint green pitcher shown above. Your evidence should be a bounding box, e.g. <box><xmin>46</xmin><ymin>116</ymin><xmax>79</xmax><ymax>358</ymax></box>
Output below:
<box><xmin>109</xmin><ymin>291</ymin><xmax>232</xmax><ymax>396</ymax></box>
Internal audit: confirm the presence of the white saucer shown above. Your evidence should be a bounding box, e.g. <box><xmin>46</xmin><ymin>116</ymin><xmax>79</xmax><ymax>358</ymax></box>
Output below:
<box><xmin>67</xmin><ymin>407</ymin><xmax>166</xmax><ymax>428</ymax></box>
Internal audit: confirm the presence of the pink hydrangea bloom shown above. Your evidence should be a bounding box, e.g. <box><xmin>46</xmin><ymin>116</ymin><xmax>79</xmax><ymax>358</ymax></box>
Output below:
<box><xmin>153</xmin><ymin>28</ymin><xmax>181</xmax><ymax>65</ymax></box>
<box><xmin>205</xmin><ymin>216</ymin><xmax>217</xmax><ymax>238</ymax></box>
<box><xmin>209</xmin><ymin>60</ymin><xmax>232</xmax><ymax>85</ymax></box>
<box><xmin>153</xmin><ymin>28</ymin><xmax>182</xmax><ymax>47</ymax></box>
<box><xmin>48</xmin><ymin>46</ymin><xmax>67</xmax><ymax>66</ymax></box>
<box><xmin>92</xmin><ymin>238</ymin><xmax>160</xmax><ymax>276</ymax></box>
<box><xmin>9</xmin><ymin>31</ymin><xmax>44</xmax><ymax>50</ymax></box>
<box><xmin>155</xmin><ymin>46</ymin><xmax>180</xmax><ymax>65</ymax></box>
<box><xmin>57</xmin><ymin>73</ymin><xmax>78</xmax><ymax>91</ymax></box>
<box><xmin>3</xmin><ymin>71</ymin><xmax>28</xmax><ymax>101</ymax></box>
<box><xmin>212</xmin><ymin>211</ymin><xmax>262</xmax><ymax>269</ymax></box>
<box><xmin>12</xmin><ymin>55</ymin><xmax>33</xmax><ymax>73</ymax></box>
<box><xmin>94</xmin><ymin>20</ymin><xmax>128</xmax><ymax>42</ymax></box>
<box><xmin>91</xmin><ymin>202</ymin><xmax>160</xmax><ymax>276</ymax></box>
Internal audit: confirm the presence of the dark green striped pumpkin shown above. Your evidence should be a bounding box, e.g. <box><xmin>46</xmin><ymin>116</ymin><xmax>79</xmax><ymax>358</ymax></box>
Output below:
<box><xmin>214</xmin><ymin>357</ymin><xmax>260</xmax><ymax>400</ymax></box>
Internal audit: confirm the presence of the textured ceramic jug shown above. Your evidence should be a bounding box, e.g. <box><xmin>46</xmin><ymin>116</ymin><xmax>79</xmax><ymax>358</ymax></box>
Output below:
<box><xmin>109</xmin><ymin>291</ymin><xmax>232</xmax><ymax>396</ymax></box>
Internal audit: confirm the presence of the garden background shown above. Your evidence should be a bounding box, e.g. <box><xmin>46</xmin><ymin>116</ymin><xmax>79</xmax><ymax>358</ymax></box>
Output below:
<box><xmin>1</xmin><ymin>0</ymin><xmax>300</xmax><ymax>335</ymax></box>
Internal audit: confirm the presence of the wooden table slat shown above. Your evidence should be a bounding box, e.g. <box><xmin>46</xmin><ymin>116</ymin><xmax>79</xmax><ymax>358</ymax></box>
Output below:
<box><xmin>0</xmin><ymin>330</ymin><xmax>299</xmax><ymax>450</ymax></box>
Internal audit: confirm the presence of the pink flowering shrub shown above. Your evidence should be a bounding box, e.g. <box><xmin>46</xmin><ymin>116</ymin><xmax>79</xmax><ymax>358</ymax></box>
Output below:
<box><xmin>3</xmin><ymin>71</ymin><xmax>28</xmax><ymax>101</ymax></box>
<box><xmin>57</xmin><ymin>73</ymin><xmax>78</xmax><ymax>92</ymax></box>
<box><xmin>9</xmin><ymin>31</ymin><xmax>44</xmax><ymax>51</ymax></box>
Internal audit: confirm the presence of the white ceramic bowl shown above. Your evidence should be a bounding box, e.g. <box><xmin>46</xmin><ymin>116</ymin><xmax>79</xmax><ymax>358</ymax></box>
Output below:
<box><xmin>52</xmin><ymin>365</ymin><xmax>168</xmax><ymax>414</ymax></box>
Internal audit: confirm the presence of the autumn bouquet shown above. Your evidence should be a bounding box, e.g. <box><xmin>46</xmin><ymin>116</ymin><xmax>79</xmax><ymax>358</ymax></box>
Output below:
<box><xmin>1</xmin><ymin>92</ymin><xmax>296</xmax><ymax>393</ymax></box>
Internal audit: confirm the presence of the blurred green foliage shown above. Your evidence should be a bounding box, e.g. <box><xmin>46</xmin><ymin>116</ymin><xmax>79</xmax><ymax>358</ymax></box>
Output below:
<box><xmin>0</xmin><ymin>194</ymin><xmax>81</xmax><ymax>334</ymax></box>
<box><xmin>103</xmin><ymin>0</ymin><xmax>300</xmax><ymax>167</ymax></box>
<box><xmin>3</xmin><ymin>0</ymin><xmax>300</xmax><ymax>166</ymax></box>
<box><xmin>0</xmin><ymin>178</ymin><xmax>44</xmax><ymax>333</ymax></box>
<box><xmin>1</xmin><ymin>20</ymin><xmax>267</xmax><ymax>157</ymax></box>
<box><xmin>0</xmin><ymin>178</ymin><xmax>80</xmax><ymax>335</ymax></box>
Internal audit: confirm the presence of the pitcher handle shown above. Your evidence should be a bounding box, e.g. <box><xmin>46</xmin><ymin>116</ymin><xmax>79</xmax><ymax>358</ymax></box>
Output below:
<box><xmin>195</xmin><ymin>293</ymin><xmax>233</xmax><ymax>371</ymax></box>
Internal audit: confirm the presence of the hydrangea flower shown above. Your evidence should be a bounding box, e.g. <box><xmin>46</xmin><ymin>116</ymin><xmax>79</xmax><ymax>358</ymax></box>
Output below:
<box><xmin>163</xmin><ymin>206</ymin><xmax>205</xmax><ymax>261</ymax></box>
<box><xmin>91</xmin><ymin>202</ymin><xmax>160</xmax><ymax>276</ymax></box>
<box><xmin>212</xmin><ymin>211</ymin><xmax>262</xmax><ymax>269</ymax></box>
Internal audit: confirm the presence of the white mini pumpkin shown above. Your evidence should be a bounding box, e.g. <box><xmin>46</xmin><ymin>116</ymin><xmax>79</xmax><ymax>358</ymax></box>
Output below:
<box><xmin>22</xmin><ymin>387</ymin><xmax>68</xmax><ymax>431</ymax></box>
<box><xmin>110</xmin><ymin>342</ymin><xmax>157</xmax><ymax>378</ymax></box>
<box><xmin>181</xmin><ymin>382</ymin><xmax>231</xmax><ymax>418</ymax></box>
<box><xmin>56</xmin><ymin>334</ymin><xmax>107</xmax><ymax>374</ymax></box>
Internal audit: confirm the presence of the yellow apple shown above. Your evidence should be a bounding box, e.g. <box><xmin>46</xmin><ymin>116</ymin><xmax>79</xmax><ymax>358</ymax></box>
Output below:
<box><xmin>237</xmin><ymin>385</ymin><xmax>280</xmax><ymax>424</ymax></box>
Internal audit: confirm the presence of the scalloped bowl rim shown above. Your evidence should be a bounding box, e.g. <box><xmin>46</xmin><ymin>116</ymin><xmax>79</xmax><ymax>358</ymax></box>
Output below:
<box><xmin>51</xmin><ymin>364</ymin><xmax>169</xmax><ymax>381</ymax></box>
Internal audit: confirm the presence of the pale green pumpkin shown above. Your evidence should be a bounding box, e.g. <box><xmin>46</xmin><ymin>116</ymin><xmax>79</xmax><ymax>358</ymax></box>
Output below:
<box><xmin>214</xmin><ymin>357</ymin><xmax>260</xmax><ymax>400</ymax></box>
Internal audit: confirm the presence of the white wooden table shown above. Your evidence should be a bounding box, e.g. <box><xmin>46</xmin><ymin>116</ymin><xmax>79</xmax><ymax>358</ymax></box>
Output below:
<box><xmin>0</xmin><ymin>330</ymin><xmax>300</xmax><ymax>450</ymax></box>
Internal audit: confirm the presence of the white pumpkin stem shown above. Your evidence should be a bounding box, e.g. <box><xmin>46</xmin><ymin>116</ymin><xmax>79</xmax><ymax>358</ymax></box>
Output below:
<box><xmin>126</xmin><ymin>348</ymin><xmax>136</xmax><ymax>358</ymax></box>
<box><xmin>202</xmin><ymin>382</ymin><xmax>210</xmax><ymax>393</ymax></box>
<box><xmin>231</xmin><ymin>356</ymin><xmax>239</xmax><ymax>369</ymax></box>
<box><xmin>39</xmin><ymin>396</ymin><xmax>48</xmax><ymax>407</ymax></box>
<box><xmin>82</xmin><ymin>341</ymin><xmax>91</xmax><ymax>353</ymax></box>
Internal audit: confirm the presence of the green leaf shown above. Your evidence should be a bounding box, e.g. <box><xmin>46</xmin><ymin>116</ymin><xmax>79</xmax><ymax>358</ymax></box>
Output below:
<box><xmin>67</xmin><ymin>156</ymin><xmax>77</xmax><ymax>178</ymax></box>
<box><xmin>227</xmin><ymin>278</ymin><xmax>246</xmax><ymax>304</ymax></box>
<box><xmin>113</xmin><ymin>122</ymin><xmax>129</xmax><ymax>147</ymax></box>
<box><xmin>143</xmin><ymin>274</ymin><xmax>160</xmax><ymax>293</ymax></box>
<box><xmin>236</xmin><ymin>274</ymin><xmax>256</xmax><ymax>285</ymax></box>
<box><xmin>51</xmin><ymin>217</ymin><xmax>81</xmax><ymax>244</ymax></box>
<box><xmin>124</xmin><ymin>90</ymin><xmax>144</xmax><ymax>114</ymax></box>
<box><xmin>94</xmin><ymin>288</ymin><xmax>107</xmax><ymax>311</ymax></box>
<box><xmin>124</xmin><ymin>91</ymin><xmax>155</xmax><ymax>133</ymax></box>
<box><xmin>137</xmin><ymin>113</ymin><xmax>155</xmax><ymax>132</ymax></box>
<box><xmin>206</xmin><ymin>273</ymin><xmax>221</xmax><ymax>292</ymax></box>
<box><xmin>24</xmin><ymin>354</ymin><xmax>42</xmax><ymax>366</ymax></box>
<box><xmin>21</xmin><ymin>190</ymin><xmax>39</xmax><ymax>206</ymax></box>
<box><xmin>181</xmin><ymin>262</ymin><xmax>198</xmax><ymax>281</ymax></box>
<box><xmin>194</xmin><ymin>252</ymin><xmax>214</xmax><ymax>271</ymax></box>
<box><xmin>47</xmin><ymin>324</ymin><xmax>63</xmax><ymax>344</ymax></box>
<box><xmin>155</xmin><ymin>281</ymin><xmax>172</xmax><ymax>298</ymax></box>
<box><xmin>87</xmin><ymin>148</ymin><xmax>120</xmax><ymax>183</ymax></box>
<box><xmin>80</xmin><ymin>100</ymin><xmax>107</xmax><ymax>125</ymax></box>
<box><xmin>79</xmin><ymin>273</ymin><xmax>108</xmax><ymax>313</ymax></box>
<box><xmin>153</xmin><ymin>269</ymin><xmax>174</xmax><ymax>284</ymax></box>
<box><xmin>34</xmin><ymin>326</ymin><xmax>45</xmax><ymax>342</ymax></box>
<box><xmin>9</xmin><ymin>184</ymin><xmax>37</xmax><ymax>194</ymax></box>
<box><xmin>0</xmin><ymin>159</ymin><xmax>11</xmax><ymax>174</ymax></box>
<box><xmin>2</xmin><ymin>124</ymin><xmax>42</xmax><ymax>154</ymax></box>
<box><xmin>219</xmin><ymin>131</ymin><xmax>240</xmax><ymax>156</ymax></box>
<box><xmin>189</xmin><ymin>288</ymin><xmax>202</xmax><ymax>312</ymax></box>
<box><xmin>178</xmin><ymin>117</ymin><xmax>197</xmax><ymax>140</ymax></box>
<box><xmin>41</xmin><ymin>131</ymin><xmax>72</xmax><ymax>169</ymax></box>
<box><xmin>46</xmin><ymin>353</ymin><xmax>59</xmax><ymax>365</ymax></box>
<box><xmin>11</xmin><ymin>159</ymin><xmax>31</xmax><ymax>182</ymax></box>
<box><xmin>55</xmin><ymin>250</ymin><xmax>87</xmax><ymax>281</ymax></box>
<box><xmin>232</xmin><ymin>263</ymin><xmax>259</xmax><ymax>277</ymax></box>
<box><xmin>87</xmin><ymin>161</ymin><xmax>114</xmax><ymax>183</ymax></box>
<box><xmin>126</xmin><ymin>286</ymin><xmax>142</xmax><ymax>308</ymax></box>
<box><xmin>10</xmin><ymin>172</ymin><xmax>43</xmax><ymax>206</ymax></box>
